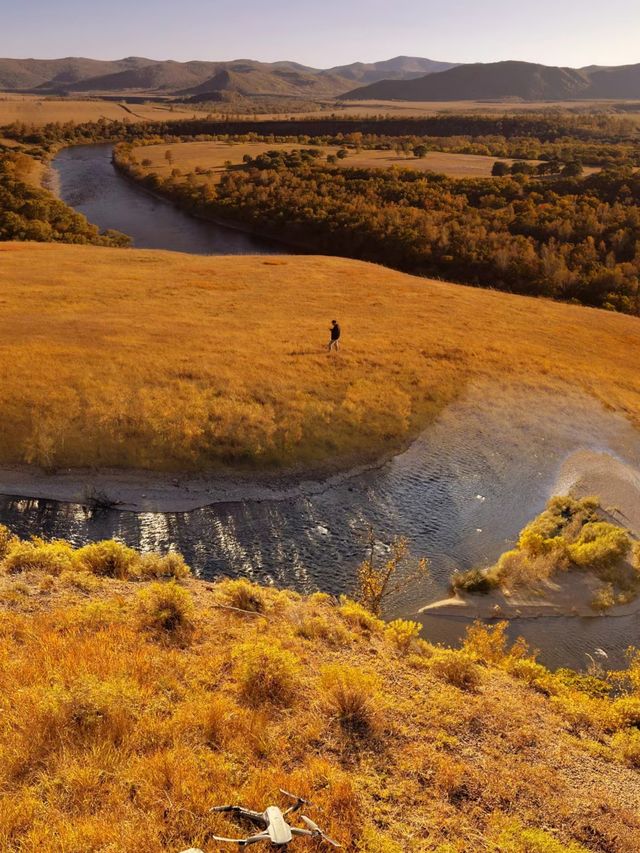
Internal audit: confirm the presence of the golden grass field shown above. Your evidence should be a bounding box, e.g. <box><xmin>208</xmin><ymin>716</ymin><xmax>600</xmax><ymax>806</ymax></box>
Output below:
<box><xmin>132</xmin><ymin>139</ymin><xmax>536</xmax><ymax>180</ymax></box>
<box><xmin>3</xmin><ymin>92</ymin><xmax>638</xmax><ymax>127</ymax></box>
<box><xmin>1</xmin><ymin>243</ymin><xmax>640</xmax><ymax>474</ymax></box>
<box><xmin>0</xmin><ymin>94</ymin><xmax>201</xmax><ymax>125</ymax></box>
<box><xmin>0</xmin><ymin>535</ymin><xmax>639</xmax><ymax>852</ymax></box>
<box><xmin>329</xmin><ymin>98</ymin><xmax>640</xmax><ymax>117</ymax></box>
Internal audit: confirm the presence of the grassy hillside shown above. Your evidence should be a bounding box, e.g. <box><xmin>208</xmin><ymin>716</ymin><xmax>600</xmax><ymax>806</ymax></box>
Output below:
<box><xmin>0</xmin><ymin>533</ymin><xmax>639</xmax><ymax>851</ymax></box>
<box><xmin>1</xmin><ymin>244</ymin><xmax>640</xmax><ymax>472</ymax></box>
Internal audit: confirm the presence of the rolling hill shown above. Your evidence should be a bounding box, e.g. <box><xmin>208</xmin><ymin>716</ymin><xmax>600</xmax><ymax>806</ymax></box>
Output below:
<box><xmin>0</xmin><ymin>55</ymin><xmax>454</xmax><ymax>98</ymax></box>
<box><xmin>342</xmin><ymin>59</ymin><xmax>640</xmax><ymax>101</ymax></box>
<box><xmin>0</xmin><ymin>56</ymin><xmax>152</xmax><ymax>91</ymax></box>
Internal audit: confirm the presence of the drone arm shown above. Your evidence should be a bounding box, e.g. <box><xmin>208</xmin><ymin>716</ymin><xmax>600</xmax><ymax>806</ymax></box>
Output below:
<box><xmin>211</xmin><ymin>806</ymin><xmax>267</xmax><ymax>827</ymax></box>
<box><xmin>290</xmin><ymin>828</ymin><xmax>314</xmax><ymax>838</ymax></box>
<box><xmin>210</xmin><ymin>832</ymin><xmax>270</xmax><ymax>846</ymax></box>
<box><xmin>241</xmin><ymin>834</ymin><xmax>271</xmax><ymax>846</ymax></box>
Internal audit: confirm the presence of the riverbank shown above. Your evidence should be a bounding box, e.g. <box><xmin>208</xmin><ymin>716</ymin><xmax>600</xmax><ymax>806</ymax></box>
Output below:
<box><xmin>111</xmin><ymin>146</ymin><xmax>321</xmax><ymax>255</ymax></box>
<box><xmin>111</xmin><ymin>153</ymin><xmax>309</xmax><ymax>253</ymax></box>
<box><xmin>0</xmin><ymin>453</ymin><xmax>392</xmax><ymax>512</ymax></box>
<box><xmin>1</xmin><ymin>384</ymin><xmax>640</xmax><ymax>518</ymax></box>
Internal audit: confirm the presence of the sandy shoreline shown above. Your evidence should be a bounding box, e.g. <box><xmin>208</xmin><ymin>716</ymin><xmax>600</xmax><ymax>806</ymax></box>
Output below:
<box><xmin>1</xmin><ymin>389</ymin><xmax>640</xmax><ymax>517</ymax></box>
<box><xmin>0</xmin><ymin>455</ymin><xmax>388</xmax><ymax>513</ymax></box>
<box><xmin>421</xmin><ymin>584</ymin><xmax>640</xmax><ymax>621</ymax></box>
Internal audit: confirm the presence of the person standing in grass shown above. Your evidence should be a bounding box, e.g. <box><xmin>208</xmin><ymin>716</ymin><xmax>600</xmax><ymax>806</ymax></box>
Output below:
<box><xmin>328</xmin><ymin>319</ymin><xmax>341</xmax><ymax>352</ymax></box>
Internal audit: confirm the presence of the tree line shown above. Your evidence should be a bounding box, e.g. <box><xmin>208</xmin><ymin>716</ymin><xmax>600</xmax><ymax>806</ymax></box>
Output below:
<box><xmin>114</xmin><ymin>143</ymin><xmax>640</xmax><ymax>314</ymax></box>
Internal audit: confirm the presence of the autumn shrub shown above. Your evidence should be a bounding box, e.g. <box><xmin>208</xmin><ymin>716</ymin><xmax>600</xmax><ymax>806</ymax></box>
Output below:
<box><xmin>232</xmin><ymin>639</ymin><xmax>300</xmax><ymax>706</ymax></box>
<box><xmin>139</xmin><ymin>550</ymin><xmax>190</xmax><ymax>580</ymax></box>
<box><xmin>0</xmin><ymin>523</ymin><xmax>17</xmax><ymax>560</ymax></box>
<box><xmin>3</xmin><ymin>537</ymin><xmax>75</xmax><ymax>576</ymax></box>
<box><xmin>463</xmin><ymin>621</ymin><xmax>511</xmax><ymax>665</ymax></box>
<box><xmin>429</xmin><ymin>649</ymin><xmax>481</xmax><ymax>691</ymax></box>
<box><xmin>612</xmin><ymin>696</ymin><xmax>640</xmax><ymax>728</ymax></box>
<box><xmin>60</xmin><ymin>675</ymin><xmax>142</xmax><ymax>745</ymax></box>
<box><xmin>451</xmin><ymin>567</ymin><xmax>497</xmax><ymax>593</ymax></box>
<box><xmin>568</xmin><ymin>522</ymin><xmax>631</xmax><ymax>571</ymax></box>
<box><xmin>134</xmin><ymin>581</ymin><xmax>195</xmax><ymax>641</ymax></box>
<box><xmin>59</xmin><ymin>570</ymin><xmax>101</xmax><ymax>593</ymax></box>
<box><xmin>338</xmin><ymin>597</ymin><xmax>384</xmax><ymax>633</ymax></box>
<box><xmin>295</xmin><ymin>614</ymin><xmax>348</xmax><ymax>644</ymax></box>
<box><xmin>461</xmin><ymin>497</ymin><xmax>637</xmax><ymax>597</ymax></box>
<box><xmin>551</xmin><ymin>690</ymin><xmax>618</xmax><ymax>733</ymax></box>
<box><xmin>590</xmin><ymin>582</ymin><xmax>616</xmax><ymax>611</ymax></box>
<box><xmin>611</xmin><ymin>728</ymin><xmax>640</xmax><ymax>767</ymax></box>
<box><xmin>320</xmin><ymin>665</ymin><xmax>381</xmax><ymax>736</ymax></box>
<box><xmin>384</xmin><ymin>619</ymin><xmax>421</xmax><ymax>652</ymax></box>
<box><xmin>218</xmin><ymin>578</ymin><xmax>266</xmax><ymax>612</ymax></box>
<box><xmin>75</xmin><ymin>540</ymin><xmax>140</xmax><ymax>579</ymax></box>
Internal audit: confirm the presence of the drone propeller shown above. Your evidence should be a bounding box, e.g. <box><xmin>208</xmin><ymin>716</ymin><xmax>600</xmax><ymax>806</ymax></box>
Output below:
<box><xmin>300</xmin><ymin>814</ymin><xmax>342</xmax><ymax>848</ymax></box>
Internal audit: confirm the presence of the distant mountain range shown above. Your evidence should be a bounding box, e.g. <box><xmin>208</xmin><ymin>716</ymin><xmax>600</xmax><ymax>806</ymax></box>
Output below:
<box><xmin>342</xmin><ymin>60</ymin><xmax>640</xmax><ymax>101</ymax></box>
<box><xmin>2</xmin><ymin>57</ymin><xmax>638</xmax><ymax>102</ymax></box>
<box><xmin>0</xmin><ymin>56</ymin><xmax>456</xmax><ymax>99</ymax></box>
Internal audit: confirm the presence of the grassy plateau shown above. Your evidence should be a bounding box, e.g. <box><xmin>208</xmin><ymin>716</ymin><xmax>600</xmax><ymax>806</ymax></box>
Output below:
<box><xmin>1</xmin><ymin>244</ymin><xmax>640</xmax><ymax>473</ymax></box>
<box><xmin>0</xmin><ymin>531</ymin><xmax>639</xmax><ymax>851</ymax></box>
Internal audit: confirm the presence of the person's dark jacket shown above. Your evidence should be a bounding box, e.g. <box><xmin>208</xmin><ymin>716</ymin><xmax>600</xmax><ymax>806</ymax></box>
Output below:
<box><xmin>331</xmin><ymin>323</ymin><xmax>341</xmax><ymax>341</ymax></box>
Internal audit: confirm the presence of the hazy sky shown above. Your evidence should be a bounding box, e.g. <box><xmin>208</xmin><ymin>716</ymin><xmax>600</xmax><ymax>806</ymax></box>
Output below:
<box><xmin>2</xmin><ymin>0</ymin><xmax>639</xmax><ymax>68</ymax></box>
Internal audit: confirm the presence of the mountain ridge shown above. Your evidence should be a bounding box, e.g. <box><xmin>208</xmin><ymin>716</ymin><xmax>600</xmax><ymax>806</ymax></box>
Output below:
<box><xmin>342</xmin><ymin>59</ymin><xmax>640</xmax><ymax>101</ymax></box>
<box><xmin>0</xmin><ymin>55</ymin><xmax>454</xmax><ymax>98</ymax></box>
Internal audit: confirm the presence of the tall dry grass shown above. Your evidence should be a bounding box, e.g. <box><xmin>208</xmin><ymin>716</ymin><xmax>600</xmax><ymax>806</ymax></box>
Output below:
<box><xmin>0</xmin><ymin>537</ymin><xmax>639</xmax><ymax>851</ymax></box>
<box><xmin>1</xmin><ymin>244</ymin><xmax>640</xmax><ymax>473</ymax></box>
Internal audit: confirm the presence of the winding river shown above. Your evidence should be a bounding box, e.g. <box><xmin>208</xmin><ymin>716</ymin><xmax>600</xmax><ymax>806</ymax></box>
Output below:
<box><xmin>52</xmin><ymin>143</ymin><xmax>282</xmax><ymax>254</ymax></box>
<box><xmin>7</xmin><ymin>142</ymin><xmax>637</xmax><ymax>670</ymax></box>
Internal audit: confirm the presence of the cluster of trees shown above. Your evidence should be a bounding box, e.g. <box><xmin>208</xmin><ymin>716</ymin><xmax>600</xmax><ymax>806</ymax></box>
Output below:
<box><xmin>492</xmin><ymin>160</ymin><xmax>585</xmax><ymax>177</ymax></box>
<box><xmin>116</xmin><ymin>141</ymin><xmax>640</xmax><ymax>314</ymax></box>
<box><xmin>242</xmin><ymin>148</ymin><xmax>325</xmax><ymax>170</ymax></box>
<box><xmin>0</xmin><ymin>151</ymin><xmax>129</xmax><ymax>246</ymax></box>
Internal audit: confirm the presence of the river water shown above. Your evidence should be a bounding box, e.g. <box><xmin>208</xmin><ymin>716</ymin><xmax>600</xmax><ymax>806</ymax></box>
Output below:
<box><xmin>11</xmin><ymin>143</ymin><xmax>637</xmax><ymax>670</ymax></box>
<box><xmin>52</xmin><ymin>143</ymin><xmax>282</xmax><ymax>254</ymax></box>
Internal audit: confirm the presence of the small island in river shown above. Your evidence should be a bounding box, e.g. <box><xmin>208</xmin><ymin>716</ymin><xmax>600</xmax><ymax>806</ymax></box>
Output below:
<box><xmin>424</xmin><ymin>495</ymin><xmax>640</xmax><ymax>619</ymax></box>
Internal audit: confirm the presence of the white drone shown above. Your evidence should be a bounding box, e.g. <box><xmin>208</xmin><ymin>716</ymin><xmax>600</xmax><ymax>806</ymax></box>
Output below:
<box><xmin>182</xmin><ymin>789</ymin><xmax>341</xmax><ymax>849</ymax></box>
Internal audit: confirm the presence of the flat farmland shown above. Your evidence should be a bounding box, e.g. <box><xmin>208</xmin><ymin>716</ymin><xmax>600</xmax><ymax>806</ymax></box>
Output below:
<box><xmin>0</xmin><ymin>94</ymin><xmax>202</xmax><ymax>126</ymax></box>
<box><xmin>131</xmin><ymin>139</ymin><xmax>536</xmax><ymax>181</ymax></box>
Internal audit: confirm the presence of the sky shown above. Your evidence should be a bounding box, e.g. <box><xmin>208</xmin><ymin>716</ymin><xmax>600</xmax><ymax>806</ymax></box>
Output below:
<box><xmin>1</xmin><ymin>0</ymin><xmax>639</xmax><ymax>69</ymax></box>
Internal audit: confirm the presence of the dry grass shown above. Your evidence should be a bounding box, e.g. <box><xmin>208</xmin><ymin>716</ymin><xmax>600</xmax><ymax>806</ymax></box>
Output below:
<box><xmin>133</xmin><ymin>140</ymin><xmax>311</xmax><ymax>184</ymax></box>
<box><xmin>0</xmin><ymin>94</ymin><xmax>200</xmax><ymax>126</ymax></box>
<box><xmin>1</xmin><ymin>243</ymin><xmax>640</xmax><ymax>473</ymax></box>
<box><xmin>328</xmin><ymin>98</ymin><xmax>640</xmax><ymax>118</ymax></box>
<box><xmin>0</xmin><ymin>541</ymin><xmax>639</xmax><ymax>852</ymax></box>
<box><xmin>132</xmin><ymin>139</ymin><xmax>541</xmax><ymax>180</ymax></box>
